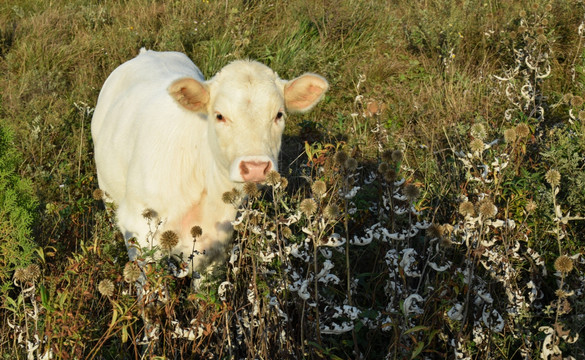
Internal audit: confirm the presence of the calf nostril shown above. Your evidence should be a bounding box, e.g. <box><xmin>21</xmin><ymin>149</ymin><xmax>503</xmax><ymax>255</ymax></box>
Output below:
<box><xmin>240</xmin><ymin>162</ymin><xmax>249</xmax><ymax>175</ymax></box>
<box><xmin>263</xmin><ymin>162</ymin><xmax>271</xmax><ymax>175</ymax></box>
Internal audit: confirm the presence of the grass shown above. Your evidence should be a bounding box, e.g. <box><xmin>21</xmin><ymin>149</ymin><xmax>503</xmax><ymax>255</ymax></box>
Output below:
<box><xmin>1</xmin><ymin>0</ymin><xmax>584</xmax><ymax>358</ymax></box>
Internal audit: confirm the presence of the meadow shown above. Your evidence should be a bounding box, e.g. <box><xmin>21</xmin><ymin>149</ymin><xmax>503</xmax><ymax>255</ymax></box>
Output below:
<box><xmin>1</xmin><ymin>0</ymin><xmax>584</xmax><ymax>358</ymax></box>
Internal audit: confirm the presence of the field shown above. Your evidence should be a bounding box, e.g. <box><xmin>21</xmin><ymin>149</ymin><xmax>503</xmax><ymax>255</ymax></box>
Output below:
<box><xmin>1</xmin><ymin>0</ymin><xmax>584</xmax><ymax>358</ymax></box>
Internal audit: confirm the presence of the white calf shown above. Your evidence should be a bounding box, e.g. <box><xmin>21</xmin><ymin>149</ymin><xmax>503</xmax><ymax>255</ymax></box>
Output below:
<box><xmin>92</xmin><ymin>49</ymin><xmax>328</xmax><ymax>272</ymax></box>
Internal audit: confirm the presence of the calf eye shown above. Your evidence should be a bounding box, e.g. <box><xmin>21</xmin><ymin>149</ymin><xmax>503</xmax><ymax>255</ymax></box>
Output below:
<box><xmin>216</xmin><ymin>113</ymin><xmax>225</xmax><ymax>122</ymax></box>
<box><xmin>275</xmin><ymin>112</ymin><xmax>284</xmax><ymax>121</ymax></box>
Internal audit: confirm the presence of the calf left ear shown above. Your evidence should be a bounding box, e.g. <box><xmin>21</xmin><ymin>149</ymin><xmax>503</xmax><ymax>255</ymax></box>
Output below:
<box><xmin>169</xmin><ymin>78</ymin><xmax>209</xmax><ymax>112</ymax></box>
<box><xmin>284</xmin><ymin>74</ymin><xmax>329</xmax><ymax>113</ymax></box>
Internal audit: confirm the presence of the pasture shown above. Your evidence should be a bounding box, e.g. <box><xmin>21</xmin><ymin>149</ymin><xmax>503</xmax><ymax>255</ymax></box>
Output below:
<box><xmin>1</xmin><ymin>0</ymin><xmax>584</xmax><ymax>358</ymax></box>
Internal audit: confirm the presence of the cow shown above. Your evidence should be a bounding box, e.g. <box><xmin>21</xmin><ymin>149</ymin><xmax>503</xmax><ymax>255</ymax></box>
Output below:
<box><xmin>91</xmin><ymin>49</ymin><xmax>328</xmax><ymax>277</ymax></box>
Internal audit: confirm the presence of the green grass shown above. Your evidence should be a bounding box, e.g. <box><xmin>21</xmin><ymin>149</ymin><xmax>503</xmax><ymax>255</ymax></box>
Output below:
<box><xmin>1</xmin><ymin>0</ymin><xmax>584</xmax><ymax>358</ymax></box>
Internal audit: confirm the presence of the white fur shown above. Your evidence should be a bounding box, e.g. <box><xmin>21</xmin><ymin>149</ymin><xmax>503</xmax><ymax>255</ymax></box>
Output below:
<box><xmin>92</xmin><ymin>49</ymin><xmax>328</xmax><ymax>271</ymax></box>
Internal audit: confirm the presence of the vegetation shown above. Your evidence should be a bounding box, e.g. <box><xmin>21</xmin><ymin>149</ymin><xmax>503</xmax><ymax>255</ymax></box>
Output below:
<box><xmin>1</xmin><ymin>0</ymin><xmax>584</xmax><ymax>358</ymax></box>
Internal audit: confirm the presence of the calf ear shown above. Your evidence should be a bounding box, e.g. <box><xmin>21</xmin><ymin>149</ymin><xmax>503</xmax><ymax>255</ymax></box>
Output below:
<box><xmin>169</xmin><ymin>78</ymin><xmax>209</xmax><ymax>112</ymax></box>
<box><xmin>284</xmin><ymin>74</ymin><xmax>329</xmax><ymax>113</ymax></box>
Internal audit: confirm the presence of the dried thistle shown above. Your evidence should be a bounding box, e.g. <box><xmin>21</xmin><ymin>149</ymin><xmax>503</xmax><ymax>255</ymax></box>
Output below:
<box><xmin>25</xmin><ymin>264</ymin><xmax>41</xmax><ymax>282</ymax></box>
<box><xmin>311</xmin><ymin>180</ymin><xmax>327</xmax><ymax>197</ymax></box>
<box><xmin>191</xmin><ymin>226</ymin><xmax>203</xmax><ymax>238</ymax></box>
<box><xmin>123</xmin><ymin>262</ymin><xmax>141</xmax><ymax>283</ymax></box>
<box><xmin>13</xmin><ymin>268</ymin><xmax>26</xmax><ymax>283</ymax></box>
<box><xmin>554</xmin><ymin>255</ymin><xmax>574</xmax><ymax>274</ymax></box>
<box><xmin>470</xmin><ymin>123</ymin><xmax>487</xmax><ymax>140</ymax></box>
<box><xmin>344</xmin><ymin>158</ymin><xmax>358</xmax><ymax>172</ymax></box>
<box><xmin>381</xmin><ymin>150</ymin><xmax>393</xmax><ymax>163</ymax></box>
<box><xmin>92</xmin><ymin>188</ymin><xmax>104</xmax><ymax>200</ymax></box>
<box><xmin>571</xmin><ymin>95</ymin><xmax>584</xmax><ymax>107</ymax></box>
<box><xmin>300</xmin><ymin>198</ymin><xmax>317</xmax><ymax>217</ymax></box>
<box><xmin>426</xmin><ymin>224</ymin><xmax>442</xmax><ymax>239</ymax></box>
<box><xmin>384</xmin><ymin>168</ymin><xmax>397</xmax><ymax>182</ymax></box>
<box><xmin>404</xmin><ymin>184</ymin><xmax>420</xmax><ymax>202</ymax></box>
<box><xmin>391</xmin><ymin>150</ymin><xmax>403</xmax><ymax>163</ymax></box>
<box><xmin>334</xmin><ymin>151</ymin><xmax>348</xmax><ymax>165</ymax></box>
<box><xmin>98</xmin><ymin>279</ymin><xmax>115</xmax><ymax>297</ymax></box>
<box><xmin>243</xmin><ymin>182</ymin><xmax>260</xmax><ymax>198</ymax></box>
<box><xmin>459</xmin><ymin>201</ymin><xmax>475</xmax><ymax>216</ymax></box>
<box><xmin>142</xmin><ymin>208</ymin><xmax>158</xmax><ymax>220</ymax></box>
<box><xmin>545</xmin><ymin>169</ymin><xmax>561</xmax><ymax>187</ymax></box>
<box><xmin>516</xmin><ymin>123</ymin><xmax>531</xmax><ymax>138</ymax></box>
<box><xmin>324</xmin><ymin>204</ymin><xmax>340</xmax><ymax>219</ymax></box>
<box><xmin>470</xmin><ymin>139</ymin><xmax>485</xmax><ymax>153</ymax></box>
<box><xmin>266</xmin><ymin>170</ymin><xmax>281</xmax><ymax>185</ymax></box>
<box><xmin>563</xmin><ymin>93</ymin><xmax>574</xmax><ymax>103</ymax></box>
<box><xmin>378</xmin><ymin>162</ymin><xmax>389</xmax><ymax>174</ymax></box>
<box><xmin>525</xmin><ymin>199</ymin><xmax>537</xmax><ymax>213</ymax></box>
<box><xmin>160</xmin><ymin>230</ymin><xmax>179</xmax><ymax>250</ymax></box>
<box><xmin>504</xmin><ymin>128</ymin><xmax>517</xmax><ymax>143</ymax></box>
<box><xmin>282</xmin><ymin>226</ymin><xmax>293</xmax><ymax>239</ymax></box>
<box><xmin>222</xmin><ymin>190</ymin><xmax>236</xmax><ymax>204</ymax></box>
<box><xmin>478</xmin><ymin>199</ymin><xmax>497</xmax><ymax>219</ymax></box>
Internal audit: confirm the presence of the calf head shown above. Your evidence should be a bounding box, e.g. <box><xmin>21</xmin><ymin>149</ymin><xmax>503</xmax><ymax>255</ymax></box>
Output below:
<box><xmin>168</xmin><ymin>60</ymin><xmax>328</xmax><ymax>183</ymax></box>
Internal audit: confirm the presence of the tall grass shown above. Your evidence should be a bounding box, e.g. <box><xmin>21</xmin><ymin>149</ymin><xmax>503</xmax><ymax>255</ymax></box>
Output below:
<box><xmin>1</xmin><ymin>0</ymin><xmax>584</xmax><ymax>358</ymax></box>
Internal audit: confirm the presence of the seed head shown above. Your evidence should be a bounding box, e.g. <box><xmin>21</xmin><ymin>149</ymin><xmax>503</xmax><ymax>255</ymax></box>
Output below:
<box><xmin>563</xmin><ymin>93</ymin><xmax>574</xmax><ymax>103</ymax></box>
<box><xmin>554</xmin><ymin>255</ymin><xmax>574</xmax><ymax>274</ymax></box>
<box><xmin>470</xmin><ymin>123</ymin><xmax>487</xmax><ymax>140</ymax></box>
<box><xmin>459</xmin><ymin>201</ymin><xmax>475</xmax><ymax>217</ymax></box>
<box><xmin>536</xmin><ymin>27</ymin><xmax>545</xmax><ymax>35</ymax></box>
<box><xmin>243</xmin><ymin>182</ymin><xmax>260</xmax><ymax>198</ymax></box>
<box><xmin>25</xmin><ymin>264</ymin><xmax>41</xmax><ymax>282</ymax></box>
<box><xmin>334</xmin><ymin>151</ymin><xmax>348</xmax><ymax>165</ymax></box>
<box><xmin>300</xmin><ymin>198</ymin><xmax>317</xmax><ymax>217</ymax></box>
<box><xmin>160</xmin><ymin>230</ymin><xmax>179</xmax><ymax>250</ymax></box>
<box><xmin>578</xmin><ymin>110</ymin><xmax>585</xmax><ymax>120</ymax></box>
<box><xmin>142</xmin><ymin>208</ymin><xmax>158</xmax><ymax>220</ymax></box>
<box><xmin>93</xmin><ymin>188</ymin><xmax>104</xmax><ymax>200</ymax></box>
<box><xmin>426</xmin><ymin>224</ymin><xmax>442</xmax><ymax>239</ymax></box>
<box><xmin>13</xmin><ymin>268</ymin><xmax>26</xmax><ymax>283</ymax></box>
<box><xmin>545</xmin><ymin>169</ymin><xmax>561</xmax><ymax>187</ymax></box>
<box><xmin>222</xmin><ymin>190</ymin><xmax>236</xmax><ymax>204</ymax></box>
<box><xmin>98</xmin><ymin>279</ymin><xmax>115</xmax><ymax>297</ymax></box>
<box><xmin>571</xmin><ymin>95</ymin><xmax>584</xmax><ymax>107</ymax></box>
<box><xmin>123</xmin><ymin>262</ymin><xmax>141</xmax><ymax>283</ymax></box>
<box><xmin>266</xmin><ymin>170</ymin><xmax>281</xmax><ymax>185</ymax></box>
<box><xmin>531</xmin><ymin>3</ymin><xmax>539</xmax><ymax>10</ymax></box>
<box><xmin>404</xmin><ymin>184</ymin><xmax>420</xmax><ymax>202</ymax></box>
<box><xmin>392</xmin><ymin>150</ymin><xmax>404</xmax><ymax>163</ymax></box>
<box><xmin>324</xmin><ymin>204</ymin><xmax>340</xmax><ymax>219</ymax></box>
<box><xmin>541</xmin><ymin>18</ymin><xmax>549</xmax><ymax>26</ymax></box>
<box><xmin>537</xmin><ymin>34</ymin><xmax>547</xmax><ymax>44</ymax></box>
<box><xmin>504</xmin><ymin>128</ymin><xmax>517</xmax><ymax>143</ymax></box>
<box><xmin>280</xmin><ymin>177</ymin><xmax>289</xmax><ymax>189</ymax></box>
<box><xmin>525</xmin><ymin>199</ymin><xmax>537</xmax><ymax>213</ymax></box>
<box><xmin>470</xmin><ymin>138</ymin><xmax>485</xmax><ymax>153</ymax></box>
<box><xmin>545</xmin><ymin>3</ymin><xmax>552</xmax><ymax>12</ymax></box>
<box><xmin>384</xmin><ymin>168</ymin><xmax>397</xmax><ymax>182</ymax></box>
<box><xmin>519</xmin><ymin>10</ymin><xmax>527</xmax><ymax>18</ymax></box>
<box><xmin>378</xmin><ymin>162</ymin><xmax>389</xmax><ymax>174</ymax></box>
<box><xmin>191</xmin><ymin>226</ymin><xmax>203</xmax><ymax>238</ymax></box>
<box><xmin>381</xmin><ymin>150</ymin><xmax>393</xmax><ymax>163</ymax></box>
<box><xmin>311</xmin><ymin>180</ymin><xmax>327</xmax><ymax>197</ymax></box>
<box><xmin>282</xmin><ymin>226</ymin><xmax>293</xmax><ymax>239</ymax></box>
<box><xmin>516</xmin><ymin>123</ymin><xmax>531</xmax><ymax>138</ymax></box>
<box><xmin>478</xmin><ymin>199</ymin><xmax>497</xmax><ymax>219</ymax></box>
<box><xmin>518</xmin><ymin>25</ymin><xmax>528</xmax><ymax>33</ymax></box>
<box><xmin>345</xmin><ymin>158</ymin><xmax>358</xmax><ymax>172</ymax></box>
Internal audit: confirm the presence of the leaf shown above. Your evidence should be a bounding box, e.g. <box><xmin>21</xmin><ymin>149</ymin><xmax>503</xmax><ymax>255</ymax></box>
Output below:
<box><xmin>411</xmin><ymin>341</ymin><xmax>424</xmax><ymax>359</ymax></box>
<box><xmin>403</xmin><ymin>325</ymin><xmax>429</xmax><ymax>335</ymax></box>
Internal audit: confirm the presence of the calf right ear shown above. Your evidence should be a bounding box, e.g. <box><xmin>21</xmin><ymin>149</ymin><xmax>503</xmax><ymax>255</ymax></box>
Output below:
<box><xmin>169</xmin><ymin>78</ymin><xmax>209</xmax><ymax>112</ymax></box>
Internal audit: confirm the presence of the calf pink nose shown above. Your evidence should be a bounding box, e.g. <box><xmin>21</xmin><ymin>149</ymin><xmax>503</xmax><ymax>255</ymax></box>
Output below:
<box><xmin>240</xmin><ymin>161</ymin><xmax>271</xmax><ymax>182</ymax></box>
